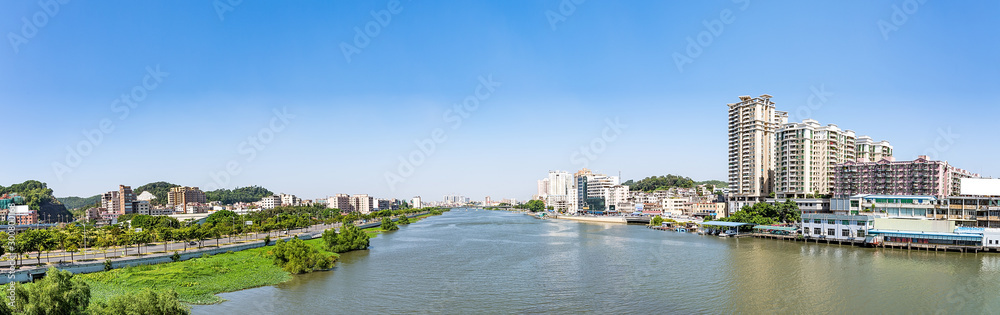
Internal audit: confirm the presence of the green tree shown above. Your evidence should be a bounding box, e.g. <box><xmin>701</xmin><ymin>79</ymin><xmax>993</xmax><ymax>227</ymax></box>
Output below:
<box><xmin>397</xmin><ymin>216</ymin><xmax>411</xmax><ymax>225</ymax></box>
<box><xmin>322</xmin><ymin>224</ymin><xmax>369</xmax><ymax>253</ymax></box>
<box><xmin>268</xmin><ymin>238</ymin><xmax>335</xmax><ymax>274</ymax></box>
<box><xmin>380</xmin><ymin>217</ymin><xmax>398</xmax><ymax>231</ymax></box>
<box><xmin>650</xmin><ymin>215</ymin><xmax>664</xmax><ymax>226</ymax></box>
<box><xmin>526</xmin><ymin>200</ymin><xmax>546</xmax><ymax>212</ymax></box>
<box><xmin>12</xmin><ymin>267</ymin><xmax>90</xmax><ymax>314</ymax></box>
<box><xmin>88</xmin><ymin>288</ymin><xmax>188</xmax><ymax>315</ymax></box>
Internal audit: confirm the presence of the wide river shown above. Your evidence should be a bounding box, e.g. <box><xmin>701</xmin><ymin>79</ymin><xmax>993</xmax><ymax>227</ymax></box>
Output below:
<box><xmin>193</xmin><ymin>209</ymin><xmax>1000</xmax><ymax>314</ymax></box>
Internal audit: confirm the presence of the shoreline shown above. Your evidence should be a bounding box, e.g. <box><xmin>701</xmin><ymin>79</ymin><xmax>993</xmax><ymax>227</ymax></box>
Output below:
<box><xmin>78</xmin><ymin>210</ymin><xmax>447</xmax><ymax>305</ymax></box>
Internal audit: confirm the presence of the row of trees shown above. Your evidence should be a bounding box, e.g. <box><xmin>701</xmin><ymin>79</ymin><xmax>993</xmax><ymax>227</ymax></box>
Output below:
<box><xmin>1</xmin><ymin>267</ymin><xmax>188</xmax><ymax>314</ymax></box>
<box><xmin>516</xmin><ymin>200</ymin><xmax>546</xmax><ymax>212</ymax></box>
<box><xmin>2</xmin><ymin>205</ymin><xmax>442</xmax><ymax>266</ymax></box>
<box><xmin>718</xmin><ymin>200</ymin><xmax>801</xmax><ymax>226</ymax></box>
<box><xmin>268</xmin><ymin>238</ymin><xmax>335</xmax><ymax>274</ymax></box>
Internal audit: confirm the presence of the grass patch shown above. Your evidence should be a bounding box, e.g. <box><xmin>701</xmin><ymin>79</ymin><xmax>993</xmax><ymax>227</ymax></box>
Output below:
<box><xmin>77</xmin><ymin>237</ymin><xmax>336</xmax><ymax>305</ymax></box>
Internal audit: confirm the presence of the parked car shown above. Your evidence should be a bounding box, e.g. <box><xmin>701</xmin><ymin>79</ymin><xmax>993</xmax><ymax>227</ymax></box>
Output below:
<box><xmin>189</xmin><ymin>241</ymin><xmax>197</xmax><ymax>245</ymax></box>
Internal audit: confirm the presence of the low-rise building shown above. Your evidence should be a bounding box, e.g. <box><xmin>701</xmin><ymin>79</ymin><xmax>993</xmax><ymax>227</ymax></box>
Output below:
<box><xmin>801</xmin><ymin>213</ymin><xmax>878</xmax><ymax>241</ymax></box>
<box><xmin>690</xmin><ymin>202</ymin><xmax>727</xmax><ymax>218</ymax></box>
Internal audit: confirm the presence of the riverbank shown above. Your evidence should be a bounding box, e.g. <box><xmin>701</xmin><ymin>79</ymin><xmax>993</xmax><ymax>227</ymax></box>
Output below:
<box><xmin>554</xmin><ymin>215</ymin><xmax>626</xmax><ymax>224</ymax></box>
<box><xmin>78</xmin><ymin>210</ymin><xmax>448</xmax><ymax>305</ymax></box>
<box><xmin>78</xmin><ymin>237</ymin><xmax>335</xmax><ymax>305</ymax></box>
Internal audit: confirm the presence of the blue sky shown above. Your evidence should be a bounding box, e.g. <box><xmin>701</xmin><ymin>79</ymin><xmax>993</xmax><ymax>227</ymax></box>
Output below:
<box><xmin>1</xmin><ymin>0</ymin><xmax>998</xmax><ymax>201</ymax></box>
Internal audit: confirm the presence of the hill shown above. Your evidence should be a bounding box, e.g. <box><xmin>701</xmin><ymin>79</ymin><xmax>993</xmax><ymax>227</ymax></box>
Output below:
<box><xmin>206</xmin><ymin>186</ymin><xmax>273</xmax><ymax>204</ymax></box>
<box><xmin>1</xmin><ymin>180</ymin><xmax>73</xmax><ymax>222</ymax></box>
<box><xmin>58</xmin><ymin>194</ymin><xmax>101</xmax><ymax>210</ymax></box>
<box><xmin>623</xmin><ymin>176</ymin><xmax>728</xmax><ymax>193</ymax></box>
<box><xmin>132</xmin><ymin>181</ymin><xmax>180</xmax><ymax>205</ymax></box>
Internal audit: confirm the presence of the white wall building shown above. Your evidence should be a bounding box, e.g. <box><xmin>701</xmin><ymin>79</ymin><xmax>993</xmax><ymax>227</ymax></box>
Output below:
<box><xmin>261</xmin><ymin>195</ymin><xmax>281</xmax><ymax>210</ymax></box>
<box><xmin>412</xmin><ymin>196</ymin><xmax>422</xmax><ymax>209</ymax></box>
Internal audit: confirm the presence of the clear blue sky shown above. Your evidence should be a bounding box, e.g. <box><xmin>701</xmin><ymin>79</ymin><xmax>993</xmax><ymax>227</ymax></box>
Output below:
<box><xmin>2</xmin><ymin>1</ymin><xmax>998</xmax><ymax>201</ymax></box>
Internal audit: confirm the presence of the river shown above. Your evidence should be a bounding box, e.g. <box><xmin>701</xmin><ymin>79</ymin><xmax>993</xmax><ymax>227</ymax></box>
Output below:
<box><xmin>192</xmin><ymin>209</ymin><xmax>1000</xmax><ymax>314</ymax></box>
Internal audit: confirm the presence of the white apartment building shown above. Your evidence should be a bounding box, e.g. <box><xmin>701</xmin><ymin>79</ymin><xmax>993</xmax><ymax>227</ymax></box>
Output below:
<box><xmin>855</xmin><ymin>135</ymin><xmax>893</xmax><ymax>162</ymax></box>
<box><xmin>544</xmin><ymin>170</ymin><xmax>577</xmax><ymax>212</ymax></box>
<box><xmin>352</xmin><ymin>194</ymin><xmax>373</xmax><ymax>214</ymax></box>
<box><xmin>412</xmin><ymin>196</ymin><xmax>422</xmax><ymax>209</ymax></box>
<box><xmin>279</xmin><ymin>194</ymin><xmax>301</xmax><ymax>207</ymax></box>
<box><xmin>261</xmin><ymin>195</ymin><xmax>282</xmax><ymax>210</ymax></box>
<box><xmin>775</xmin><ymin>119</ymin><xmax>856</xmax><ymax>198</ymax></box>
<box><xmin>327</xmin><ymin>194</ymin><xmax>353</xmax><ymax>211</ymax></box>
<box><xmin>728</xmin><ymin>94</ymin><xmax>788</xmax><ymax>198</ymax></box>
<box><xmin>662</xmin><ymin>197</ymin><xmax>690</xmax><ymax>216</ymax></box>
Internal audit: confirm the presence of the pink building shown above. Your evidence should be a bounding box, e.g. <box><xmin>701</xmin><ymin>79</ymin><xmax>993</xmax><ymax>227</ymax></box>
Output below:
<box><xmin>834</xmin><ymin>155</ymin><xmax>979</xmax><ymax>198</ymax></box>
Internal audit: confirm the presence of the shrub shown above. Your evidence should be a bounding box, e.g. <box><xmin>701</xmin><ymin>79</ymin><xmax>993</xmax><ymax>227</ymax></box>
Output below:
<box><xmin>322</xmin><ymin>225</ymin><xmax>369</xmax><ymax>253</ymax></box>
<box><xmin>170</xmin><ymin>252</ymin><xmax>181</xmax><ymax>262</ymax></box>
<box><xmin>103</xmin><ymin>260</ymin><xmax>113</xmax><ymax>271</ymax></box>
<box><xmin>267</xmin><ymin>238</ymin><xmax>335</xmax><ymax>274</ymax></box>
<box><xmin>381</xmin><ymin>217</ymin><xmax>398</xmax><ymax>231</ymax></box>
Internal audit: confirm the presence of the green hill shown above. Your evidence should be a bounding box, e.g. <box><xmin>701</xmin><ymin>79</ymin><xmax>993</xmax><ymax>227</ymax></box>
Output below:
<box><xmin>206</xmin><ymin>186</ymin><xmax>273</xmax><ymax>204</ymax></box>
<box><xmin>132</xmin><ymin>181</ymin><xmax>180</xmax><ymax>206</ymax></box>
<box><xmin>1</xmin><ymin>180</ymin><xmax>73</xmax><ymax>222</ymax></box>
<box><xmin>58</xmin><ymin>194</ymin><xmax>101</xmax><ymax>210</ymax></box>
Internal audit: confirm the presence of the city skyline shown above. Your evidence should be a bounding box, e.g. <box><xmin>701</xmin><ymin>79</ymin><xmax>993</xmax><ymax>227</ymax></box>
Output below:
<box><xmin>3</xmin><ymin>1</ymin><xmax>998</xmax><ymax>201</ymax></box>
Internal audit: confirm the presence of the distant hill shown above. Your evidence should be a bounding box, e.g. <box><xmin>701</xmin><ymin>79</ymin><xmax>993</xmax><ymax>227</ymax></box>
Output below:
<box><xmin>623</xmin><ymin>176</ymin><xmax>728</xmax><ymax>193</ymax></box>
<box><xmin>206</xmin><ymin>186</ymin><xmax>273</xmax><ymax>204</ymax></box>
<box><xmin>696</xmin><ymin>180</ymin><xmax>728</xmax><ymax>188</ymax></box>
<box><xmin>1</xmin><ymin>180</ymin><xmax>73</xmax><ymax>222</ymax></box>
<box><xmin>132</xmin><ymin>181</ymin><xmax>180</xmax><ymax>206</ymax></box>
<box><xmin>58</xmin><ymin>194</ymin><xmax>101</xmax><ymax>210</ymax></box>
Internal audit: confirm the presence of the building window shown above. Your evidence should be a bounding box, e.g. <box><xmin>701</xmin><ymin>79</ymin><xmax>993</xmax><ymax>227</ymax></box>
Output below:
<box><xmin>857</xmin><ymin>230</ymin><xmax>866</xmax><ymax>238</ymax></box>
<box><xmin>842</xmin><ymin>229</ymin><xmax>850</xmax><ymax>237</ymax></box>
<box><xmin>827</xmin><ymin>229</ymin><xmax>835</xmax><ymax>236</ymax></box>
<box><xmin>828</xmin><ymin>220</ymin><xmax>835</xmax><ymax>224</ymax></box>
<box><xmin>842</xmin><ymin>220</ymin><xmax>850</xmax><ymax>225</ymax></box>
<box><xmin>814</xmin><ymin>219</ymin><xmax>821</xmax><ymax>224</ymax></box>
<box><xmin>814</xmin><ymin>228</ymin><xmax>821</xmax><ymax>234</ymax></box>
<box><xmin>857</xmin><ymin>220</ymin><xmax>866</xmax><ymax>226</ymax></box>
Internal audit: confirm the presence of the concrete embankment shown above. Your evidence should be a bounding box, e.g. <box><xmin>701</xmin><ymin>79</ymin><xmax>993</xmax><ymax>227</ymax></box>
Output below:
<box><xmin>555</xmin><ymin>216</ymin><xmax>626</xmax><ymax>224</ymax></box>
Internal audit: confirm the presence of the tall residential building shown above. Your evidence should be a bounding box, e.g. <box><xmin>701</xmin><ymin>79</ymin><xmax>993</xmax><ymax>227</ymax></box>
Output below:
<box><xmin>327</xmin><ymin>194</ymin><xmax>353</xmax><ymax>211</ymax></box>
<box><xmin>411</xmin><ymin>196</ymin><xmax>422</xmax><ymax>209</ymax></box>
<box><xmin>351</xmin><ymin>194</ymin><xmax>374</xmax><ymax>214</ymax></box>
<box><xmin>855</xmin><ymin>136</ymin><xmax>894</xmax><ymax>162</ymax></box>
<box><xmin>101</xmin><ymin>191</ymin><xmax>121</xmax><ymax>215</ymax></box>
<box><xmin>537</xmin><ymin>179</ymin><xmax>550</xmax><ymax>197</ymax></box>
<box><xmin>834</xmin><ymin>155</ymin><xmax>980</xmax><ymax>198</ymax></box>
<box><xmin>118</xmin><ymin>185</ymin><xmax>135</xmax><ymax>214</ymax></box>
<box><xmin>168</xmin><ymin>187</ymin><xmax>207</xmax><ymax>206</ymax></box>
<box><xmin>728</xmin><ymin>94</ymin><xmax>788</xmax><ymax>198</ymax></box>
<box><xmin>544</xmin><ymin>170</ymin><xmax>576</xmax><ymax>212</ymax></box>
<box><xmin>573</xmin><ymin>169</ymin><xmax>621</xmax><ymax>212</ymax></box>
<box><xmin>775</xmin><ymin>120</ymin><xmax>856</xmax><ymax>198</ymax></box>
